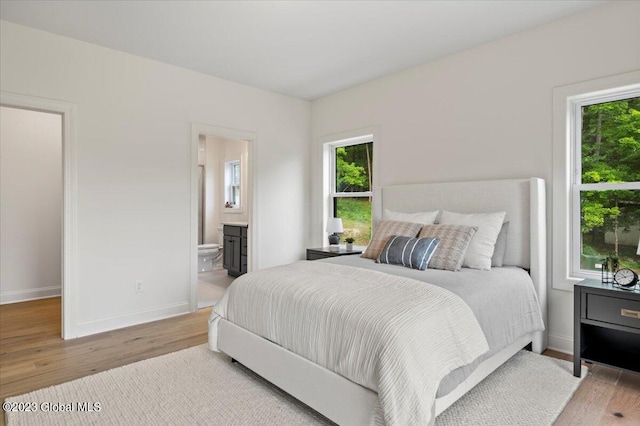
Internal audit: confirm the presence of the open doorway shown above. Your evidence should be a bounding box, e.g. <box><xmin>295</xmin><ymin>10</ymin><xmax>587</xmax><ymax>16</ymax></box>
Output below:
<box><xmin>0</xmin><ymin>106</ymin><xmax>63</xmax><ymax>330</ymax></box>
<box><xmin>0</xmin><ymin>106</ymin><xmax>62</xmax><ymax>302</ymax></box>
<box><xmin>0</xmin><ymin>92</ymin><xmax>77</xmax><ymax>339</ymax></box>
<box><xmin>190</xmin><ymin>124</ymin><xmax>255</xmax><ymax>311</ymax></box>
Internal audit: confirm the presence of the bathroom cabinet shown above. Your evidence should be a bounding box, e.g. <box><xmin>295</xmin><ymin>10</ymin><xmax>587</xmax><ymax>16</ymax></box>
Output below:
<box><xmin>223</xmin><ymin>224</ymin><xmax>248</xmax><ymax>277</ymax></box>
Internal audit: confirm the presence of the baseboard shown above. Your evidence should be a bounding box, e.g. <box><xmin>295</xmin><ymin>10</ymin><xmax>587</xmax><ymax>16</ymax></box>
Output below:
<box><xmin>547</xmin><ymin>332</ymin><xmax>573</xmax><ymax>355</ymax></box>
<box><xmin>75</xmin><ymin>302</ymin><xmax>191</xmax><ymax>338</ymax></box>
<box><xmin>0</xmin><ymin>286</ymin><xmax>61</xmax><ymax>305</ymax></box>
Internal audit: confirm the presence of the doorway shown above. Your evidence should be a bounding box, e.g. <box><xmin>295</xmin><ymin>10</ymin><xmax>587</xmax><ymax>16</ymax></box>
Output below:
<box><xmin>190</xmin><ymin>124</ymin><xmax>256</xmax><ymax>311</ymax></box>
<box><xmin>0</xmin><ymin>106</ymin><xmax>62</xmax><ymax>309</ymax></box>
<box><xmin>0</xmin><ymin>92</ymin><xmax>78</xmax><ymax>339</ymax></box>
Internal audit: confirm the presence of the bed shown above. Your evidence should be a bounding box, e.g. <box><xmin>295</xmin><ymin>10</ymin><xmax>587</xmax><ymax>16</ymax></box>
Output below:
<box><xmin>209</xmin><ymin>177</ymin><xmax>547</xmax><ymax>425</ymax></box>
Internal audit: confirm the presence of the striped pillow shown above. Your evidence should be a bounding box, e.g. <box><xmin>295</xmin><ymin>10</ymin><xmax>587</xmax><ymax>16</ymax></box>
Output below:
<box><xmin>418</xmin><ymin>224</ymin><xmax>478</xmax><ymax>271</ymax></box>
<box><xmin>376</xmin><ymin>236</ymin><xmax>441</xmax><ymax>270</ymax></box>
<box><xmin>361</xmin><ymin>221</ymin><xmax>423</xmax><ymax>260</ymax></box>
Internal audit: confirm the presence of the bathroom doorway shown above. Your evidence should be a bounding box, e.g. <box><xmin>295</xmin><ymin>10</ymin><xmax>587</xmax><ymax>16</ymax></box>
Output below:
<box><xmin>190</xmin><ymin>124</ymin><xmax>255</xmax><ymax>310</ymax></box>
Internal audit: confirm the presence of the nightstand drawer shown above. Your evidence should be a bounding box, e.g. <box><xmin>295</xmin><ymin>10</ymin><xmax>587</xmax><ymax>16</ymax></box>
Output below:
<box><xmin>306</xmin><ymin>247</ymin><xmax>363</xmax><ymax>261</ymax></box>
<box><xmin>586</xmin><ymin>294</ymin><xmax>640</xmax><ymax>329</ymax></box>
<box><xmin>307</xmin><ymin>252</ymin><xmax>330</xmax><ymax>261</ymax></box>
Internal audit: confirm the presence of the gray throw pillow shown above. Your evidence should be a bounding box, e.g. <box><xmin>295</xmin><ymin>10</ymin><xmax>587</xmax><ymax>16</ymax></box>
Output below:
<box><xmin>376</xmin><ymin>236</ymin><xmax>441</xmax><ymax>271</ymax></box>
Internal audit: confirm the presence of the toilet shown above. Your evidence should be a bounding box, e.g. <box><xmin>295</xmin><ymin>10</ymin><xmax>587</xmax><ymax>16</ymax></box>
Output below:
<box><xmin>197</xmin><ymin>226</ymin><xmax>225</xmax><ymax>272</ymax></box>
<box><xmin>198</xmin><ymin>244</ymin><xmax>220</xmax><ymax>272</ymax></box>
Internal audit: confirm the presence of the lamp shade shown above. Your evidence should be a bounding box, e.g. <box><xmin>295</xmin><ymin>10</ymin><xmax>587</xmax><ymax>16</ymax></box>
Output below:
<box><xmin>326</xmin><ymin>217</ymin><xmax>344</xmax><ymax>234</ymax></box>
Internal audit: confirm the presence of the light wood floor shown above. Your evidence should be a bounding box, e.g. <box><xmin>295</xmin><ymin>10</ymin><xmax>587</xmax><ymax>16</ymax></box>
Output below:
<box><xmin>552</xmin><ymin>350</ymin><xmax>640</xmax><ymax>425</ymax></box>
<box><xmin>1</xmin><ymin>297</ymin><xmax>639</xmax><ymax>425</ymax></box>
<box><xmin>0</xmin><ymin>297</ymin><xmax>210</xmax><ymax>425</ymax></box>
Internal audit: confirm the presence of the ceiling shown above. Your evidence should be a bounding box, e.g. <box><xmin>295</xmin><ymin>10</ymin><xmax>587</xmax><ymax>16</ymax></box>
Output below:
<box><xmin>0</xmin><ymin>1</ymin><xmax>606</xmax><ymax>100</ymax></box>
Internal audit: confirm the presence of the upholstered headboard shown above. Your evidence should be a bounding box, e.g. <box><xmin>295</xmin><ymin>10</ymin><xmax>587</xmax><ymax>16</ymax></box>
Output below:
<box><xmin>375</xmin><ymin>178</ymin><xmax>547</xmax><ymax>351</ymax></box>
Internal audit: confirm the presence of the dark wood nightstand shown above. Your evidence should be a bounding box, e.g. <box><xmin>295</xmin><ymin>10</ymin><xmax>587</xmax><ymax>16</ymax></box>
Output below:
<box><xmin>306</xmin><ymin>247</ymin><xmax>363</xmax><ymax>261</ymax></box>
<box><xmin>574</xmin><ymin>279</ymin><xmax>640</xmax><ymax>377</ymax></box>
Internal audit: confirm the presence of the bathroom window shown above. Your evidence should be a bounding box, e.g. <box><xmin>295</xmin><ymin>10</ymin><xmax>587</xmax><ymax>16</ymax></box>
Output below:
<box><xmin>225</xmin><ymin>160</ymin><xmax>240</xmax><ymax>209</ymax></box>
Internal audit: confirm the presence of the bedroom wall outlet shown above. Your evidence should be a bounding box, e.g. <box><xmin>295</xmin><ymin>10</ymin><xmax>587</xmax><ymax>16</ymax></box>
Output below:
<box><xmin>135</xmin><ymin>280</ymin><xmax>143</xmax><ymax>293</ymax></box>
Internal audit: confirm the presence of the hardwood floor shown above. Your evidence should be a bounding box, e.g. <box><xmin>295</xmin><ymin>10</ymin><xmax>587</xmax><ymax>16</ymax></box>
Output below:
<box><xmin>0</xmin><ymin>297</ymin><xmax>210</xmax><ymax>425</ymax></box>
<box><xmin>551</xmin><ymin>349</ymin><xmax>640</xmax><ymax>425</ymax></box>
<box><xmin>1</xmin><ymin>297</ymin><xmax>639</xmax><ymax>425</ymax></box>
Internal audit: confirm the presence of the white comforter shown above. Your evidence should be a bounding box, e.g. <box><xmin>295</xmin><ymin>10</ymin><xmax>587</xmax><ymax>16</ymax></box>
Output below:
<box><xmin>209</xmin><ymin>261</ymin><xmax>489</xmax><ymax>426</ymax></box>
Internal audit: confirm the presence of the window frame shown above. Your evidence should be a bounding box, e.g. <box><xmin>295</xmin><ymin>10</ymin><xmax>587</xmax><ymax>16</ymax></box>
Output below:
<box><xmin>323</xmin><ymin>134</ymin><xmax>375</xmax><ymax>246</ymax></box>
<box><xmin>569</xmin><ymin>91</ymin><xmax>640</xmax><ymax>280</ymax></box>
<box><xmin>329</xmin><ymin>137</ymin><xmax>374</xmax><ymax>216</ymax></box>
<box><xmin>552</xmin><ymin>71</ymin><xmax>640</xmax><ymax>291</ymax></box>
<box><xmin>231</xmin><ymin>161</ymin><xmax>240</xmax><ymax>206</ymax></box>
<box><xmin>224</xmin><ymin>159</ymin><xmax>241</xmax><ymax>211</ymax></box>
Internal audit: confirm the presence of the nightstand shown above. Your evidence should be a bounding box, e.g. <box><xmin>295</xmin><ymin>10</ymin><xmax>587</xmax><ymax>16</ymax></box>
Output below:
<box><xmin>306</xmin><ymin>247</ymin><xmax>363</xmax><ymax>261</ymax></box>
<box><xmin>574</xmin><ymin>279</ymin><xmax>640</xmax><ymax>377</ymax></box>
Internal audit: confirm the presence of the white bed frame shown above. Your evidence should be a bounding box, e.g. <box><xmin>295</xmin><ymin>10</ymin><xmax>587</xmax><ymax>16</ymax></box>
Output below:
<box><xmin>217</xmin><ymin>178</ymin><xmax>547</xmax><ymax>425</ymax></box>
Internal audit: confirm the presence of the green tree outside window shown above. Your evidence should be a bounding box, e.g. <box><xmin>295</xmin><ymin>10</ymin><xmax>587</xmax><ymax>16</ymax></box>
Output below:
<box><xmin>580</xmin><ymin>97</ymin><xmax>640</xmax><ymax>272</ymax></box>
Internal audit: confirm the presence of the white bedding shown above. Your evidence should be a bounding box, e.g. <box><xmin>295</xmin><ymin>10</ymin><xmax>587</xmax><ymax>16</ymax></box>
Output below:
<box><xmin>322</xmin><ymin>255</ymin><xmax>546</xmax><ymax>397</ymax></box>
<box><xmin>210</xmin><ymin>261</ymin><xmax>489</xmax><ymax>426</ymax></box>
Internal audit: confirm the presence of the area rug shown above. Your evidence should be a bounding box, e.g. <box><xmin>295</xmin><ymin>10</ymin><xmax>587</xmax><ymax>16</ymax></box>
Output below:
<box><xmin>5</xmin><ymin>345</ymin><xmax>584</xmax><ymax>425</ymax></box>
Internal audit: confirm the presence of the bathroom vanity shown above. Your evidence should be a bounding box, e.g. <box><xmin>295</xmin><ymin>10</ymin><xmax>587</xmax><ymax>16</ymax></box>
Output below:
<box><xmin>223</xmin><ymin>224</ymin><xmax>248</xmax><ymax>277</ymax></box>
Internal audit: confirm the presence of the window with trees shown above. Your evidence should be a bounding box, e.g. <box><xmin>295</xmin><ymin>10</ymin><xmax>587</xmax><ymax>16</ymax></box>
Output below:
<box><xmin>330</xmin><ymin>139</ymin><xmax>373</xmax><ymax>246</ymax></box>
<box><xmin>573</xmin><ymin>94</ymin><xmax>640</xmax><ymax>276</ymax></box>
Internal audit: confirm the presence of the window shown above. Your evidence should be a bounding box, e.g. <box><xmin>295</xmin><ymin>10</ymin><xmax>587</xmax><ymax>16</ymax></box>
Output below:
<box><xmin>554</xmin><ymin>73</ymin><xmax>640</xmax><ymax>290</ymax></box>
<box><xmin>225</xmin><ymin>160</ymin><xmax>240</xmax><ymax>209</ymax></box>
<box><xmin>572</xmin><ymin>94</ymin><xmax>640</xmax><ymax>278</ymax></box>
<box><xmin>328</xmin><ymin>137</ymin><xmax>373</xmax><ymax>246</ymax></box>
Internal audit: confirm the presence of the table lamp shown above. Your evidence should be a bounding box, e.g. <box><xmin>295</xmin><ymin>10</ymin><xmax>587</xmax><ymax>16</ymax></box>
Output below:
<box><xmin>326</xmin><ymin>217</ymin><xmax>343</xmax><ymax>246</ymax></box>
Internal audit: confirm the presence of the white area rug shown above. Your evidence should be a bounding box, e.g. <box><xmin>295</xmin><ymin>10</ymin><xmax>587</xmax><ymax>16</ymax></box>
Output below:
<box><xmin>5</xmin><ymin>346</ymin><xmax>584</xmax><ymax>425</ymax></box>
<box><xmin>435</xmin><ymin>350</ymin><xmax>585</xmax><ymax>425</ymax></box>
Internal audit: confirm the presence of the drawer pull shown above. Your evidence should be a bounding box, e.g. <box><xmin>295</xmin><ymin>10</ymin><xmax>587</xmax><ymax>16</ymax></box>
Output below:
<box><xmin>621</xmin><ymin>309</ymin><xmax>640</xmax><ymax>319</ymax></box>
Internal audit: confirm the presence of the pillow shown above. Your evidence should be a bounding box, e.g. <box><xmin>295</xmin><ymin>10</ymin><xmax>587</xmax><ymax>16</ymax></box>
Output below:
<box><xmin>491</xmin><ymin>221</ymin><xmax>510</xmax><ymax>267</ymax></box>
<box><xmin>418</xmin><ymin>225</ymin><xmax>478</xmax><ymax>271</ymax></box>
<box><xmin>383</xmin><ymin>208</ymin><xmax>439</xmax><ymax>225</ymax></box>
<box><xmin>361</xmin><ymin>220</ymin><xmax>423</xmax><ymax>260</ymax></box>
<box><xmin>438</xmin><ymin>210</ymin><xmax>507</xmax><ymax>270</ymax></box>
<box><xmin>376</xmin><ymin>236</ymin><xmax>441</xmax><ymax>270</ymax></box>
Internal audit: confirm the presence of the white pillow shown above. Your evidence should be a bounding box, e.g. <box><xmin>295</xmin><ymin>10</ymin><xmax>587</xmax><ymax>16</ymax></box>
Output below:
<box><xmin>383</xmin><ymin>208</ymin><xmax>438</xmax><ymax>225</ymax></box>
<box><xmin>438</xmin><ymin>210</ymin><xmax>506</xmax><ymax>270</ymax></box>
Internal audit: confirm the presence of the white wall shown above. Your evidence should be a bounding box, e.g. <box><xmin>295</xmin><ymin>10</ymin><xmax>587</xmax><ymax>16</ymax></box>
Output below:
<box><xmin>0</xmin><ymin>21</ymin><xmax>310</xmax><ymax>336</ymax></box>
<box><xmin>311</xmin><ymin>2</ymin><xmax>640</xmax><ymax>353</ymax></box>
<box><xmin>0</xmin><ymin>106</ymin><xmax>62</xmax><ymax>304</ymax></box>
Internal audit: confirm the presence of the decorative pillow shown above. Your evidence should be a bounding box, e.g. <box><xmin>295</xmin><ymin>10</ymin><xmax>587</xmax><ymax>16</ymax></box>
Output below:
<box><xmin>491</xmin><ymin>221</ymin><xmax>510</xmax><ymax>267</ymax></box>
<box><xmin>361</xmin><ymin>220</ymin><xmax>423</xmax><ymax>260</ymax></box>
<box><xmin>376</xmin><ymin>236</ymin><xmax>441</xmax><ymax>270</ymax></box>
<box><xmin>418</xmin><ymin>225</ymin><xmax>478</xmax><ymax>271</ymax></box>
<box><xmin>383</xmin><ymin>208</ymin><xmax>439</xmax><ymax>225</ymax></box>
<box><xmin>438</xmin><ymin>210</ymin><xmax>506</xmax><ymax>271</ymax></box>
